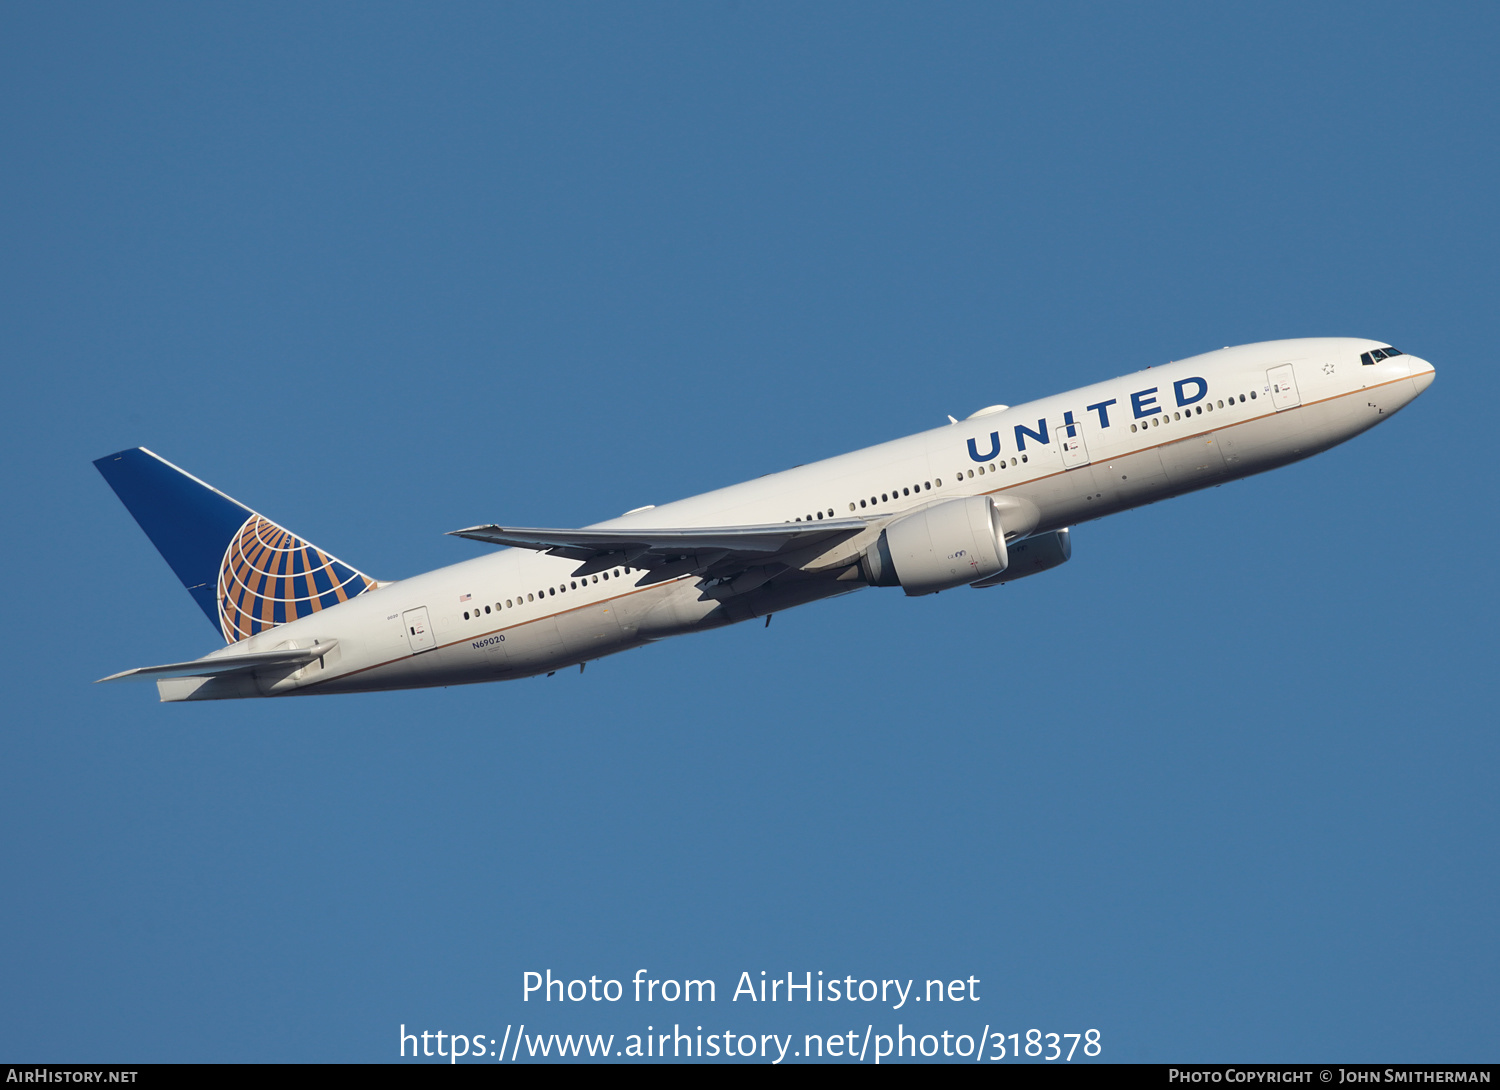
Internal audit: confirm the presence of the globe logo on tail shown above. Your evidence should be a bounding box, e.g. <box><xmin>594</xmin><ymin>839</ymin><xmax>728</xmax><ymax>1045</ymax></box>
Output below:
<box><xmin>216</xmin><ymin>515</ymin><xmax>376</xmax><ymax>643</ymax></box>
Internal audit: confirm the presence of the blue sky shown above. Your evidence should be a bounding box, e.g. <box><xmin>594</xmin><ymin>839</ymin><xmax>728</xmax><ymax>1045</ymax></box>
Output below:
<box><xmin>1</xmin><ymin>3</ymin><xmax>1495</xmax><ymax>1063</ymax></box>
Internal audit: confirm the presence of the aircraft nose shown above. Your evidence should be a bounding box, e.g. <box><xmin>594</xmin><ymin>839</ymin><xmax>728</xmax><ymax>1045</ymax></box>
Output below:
<box><xmin>1408</xmin><ymin>356</ymin><xmax>1435</xmax><ymax>395</ymax></box>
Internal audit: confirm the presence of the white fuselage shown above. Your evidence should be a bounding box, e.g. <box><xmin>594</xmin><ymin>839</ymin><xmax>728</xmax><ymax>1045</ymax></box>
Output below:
<box><xmin>175</xmin><ymin>338</ymin><xmax>1433</xmax><ymax>699</ymax></box>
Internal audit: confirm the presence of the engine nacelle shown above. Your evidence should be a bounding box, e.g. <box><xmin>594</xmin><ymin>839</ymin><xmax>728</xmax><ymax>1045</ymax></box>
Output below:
<box><xmin>970</xmin><ymin>527</ymin><xmax>1071</xmax><ymax>587</ymax></box>
<box><xmin>860</xmin><ymin>496</ymin><xmax>1008</xmax><ymax>596</ymax></box>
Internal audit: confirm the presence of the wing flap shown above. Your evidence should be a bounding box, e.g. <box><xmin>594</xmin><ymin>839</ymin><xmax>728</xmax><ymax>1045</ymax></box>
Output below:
<box><xmin>448</xmin><ymin>519</ymin><xmax>869</xmax><ymax>558</ymax></box>
<box><xmin>449</xmin><ymin>518</ymin><xmax>875</xmax><ymax>595</ymax></box>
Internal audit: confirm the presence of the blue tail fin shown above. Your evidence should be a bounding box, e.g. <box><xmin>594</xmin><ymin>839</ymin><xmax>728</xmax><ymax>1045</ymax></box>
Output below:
<box><xmin>95</xmin><ymin>448</ymin><xmax>379</xmax><ymax>644</ymax></box>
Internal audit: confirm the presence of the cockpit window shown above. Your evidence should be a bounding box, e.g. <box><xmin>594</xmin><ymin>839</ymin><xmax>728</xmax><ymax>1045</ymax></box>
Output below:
<box><xmin>1363</xmin><ymin>346</ymin><xmax>1404</xmax><ymax>365</ymax></box>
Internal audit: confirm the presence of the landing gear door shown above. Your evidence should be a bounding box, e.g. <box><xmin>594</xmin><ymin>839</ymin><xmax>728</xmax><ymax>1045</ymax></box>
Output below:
<box><xmin>1268</xmin><ymin>364</ymin><xmax>1300</xmax><ymax>410</ymax></box>
<box><xmin>403</xmin><ymin>606</ymin><xmax>436</xmax><ymax>653</ymax></box>
<box><xmin>1058</xmin><ymin>418</ymin><xmax>1091</xmax><ymax>468</ymax></box>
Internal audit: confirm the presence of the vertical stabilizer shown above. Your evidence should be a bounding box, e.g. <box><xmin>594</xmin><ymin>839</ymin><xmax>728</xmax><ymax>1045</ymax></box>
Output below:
<box><xmin>94</xmin><ymin>448</ymin><xmax>378</xmax><ymax>643</ymax></box>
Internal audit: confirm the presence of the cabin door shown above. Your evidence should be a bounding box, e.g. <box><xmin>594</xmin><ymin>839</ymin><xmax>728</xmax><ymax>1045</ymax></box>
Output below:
<box><xmin>1058</xmin><ymin>418</ymin><xmax>1091</xmax><ymax>468</ymax></box>
<box><xmin>403</xmin><ymin>607</ymin><xmax>436</xmax><ymax>653</ymax></box>
<box><xmin>1268</xmin><ymin>364</ymin><xmax>1301</xmax><ymax>410</ymax></box>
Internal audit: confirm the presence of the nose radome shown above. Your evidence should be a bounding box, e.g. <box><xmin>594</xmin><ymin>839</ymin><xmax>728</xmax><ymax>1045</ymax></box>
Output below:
<box><xmin>1409</xmin><ymin>356</ymin><xmax>1435</xmax><ymax>395</ymax></box>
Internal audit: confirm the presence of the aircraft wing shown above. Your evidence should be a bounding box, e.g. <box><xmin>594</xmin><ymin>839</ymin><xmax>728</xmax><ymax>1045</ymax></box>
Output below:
<box><xmin>96</xmin><ymin>641</ymin><xmax>338</xmax><ymax>683</ymax></box>
<box><xmin>448</xmin><ymin>518</ymin><xmax>872</xmax><ymax>589</ymax></box>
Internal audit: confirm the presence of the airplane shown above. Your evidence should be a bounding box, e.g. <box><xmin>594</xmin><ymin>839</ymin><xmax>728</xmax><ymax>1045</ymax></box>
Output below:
<box><xmin>95</xmin><ymin>337</ymin><xmax>1434</xmax><ymax>701</ymax></box>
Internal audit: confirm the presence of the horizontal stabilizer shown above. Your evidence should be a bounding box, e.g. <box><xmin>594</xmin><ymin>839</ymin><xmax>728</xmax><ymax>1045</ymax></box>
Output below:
<box><xmin>96</xmin><ymin>641</ymin><xmax>338</xmax><ymax>683</ymax></box>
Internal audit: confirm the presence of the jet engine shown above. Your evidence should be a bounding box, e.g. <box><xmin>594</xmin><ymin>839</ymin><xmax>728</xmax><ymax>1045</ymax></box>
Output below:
<box><xmin>860</xmin><ymin>496</ymin><xmax>1008</xmax><ymax>595</ymax></box>
<box><xmin>969</xmin><ymin>527</ymin><xmax>1071</xmax><ymax>587</ymax></box>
